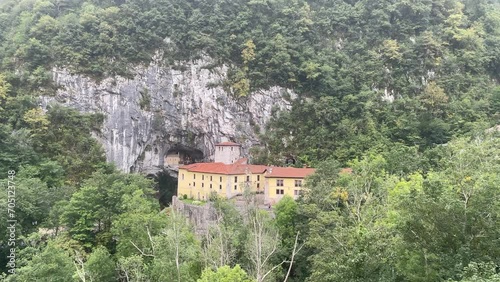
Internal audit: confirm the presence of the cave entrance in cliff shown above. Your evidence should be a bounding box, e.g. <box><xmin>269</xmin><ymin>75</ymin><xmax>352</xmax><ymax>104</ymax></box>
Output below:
<box><xmin>164</xmin><ymin>146</ymin><xmax>204</xmax><ymax>168</ymax></box>
<box><xmin>146</xmin><ymin>170</ymin><xmax>177</xmax><ymax>209</ymax></box>
<box><xmin>148</xmin><ymin>171</ymin><xmax>178</xmax><ymax>209</ymax></box>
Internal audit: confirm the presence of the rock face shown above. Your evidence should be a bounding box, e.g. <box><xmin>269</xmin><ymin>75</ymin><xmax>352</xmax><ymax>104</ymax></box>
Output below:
<box><xmin>41</xmin><ymin>57</ymin><xmax>294</xmax><ymax>173</ymax></box>
<box><xmin>171</xmin><ymin>196</ymin><xmax>217</xmax><ymax>235</ymax></box>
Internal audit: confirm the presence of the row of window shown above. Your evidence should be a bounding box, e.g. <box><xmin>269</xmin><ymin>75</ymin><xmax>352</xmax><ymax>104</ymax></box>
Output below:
<box><xmin>217</xmin><ymin>147</ymin><xmax>236</xmax><ymax>151</ymax></box>
<box><xmin>276</xmin><ymin>180</ymin><xmax>302</xmax><ymax>187</ymax></box>
<box><xmin>184</xmin><ymin>175</ymin><xmax>302</xmax><ymax>188</ymax></box>
<box><xmin>191</xmin><ymin>183</ymin><xmax>223</xmax><ymax>190</ymax></box>
<box><xmin>234</xmin><ymin>175</ymin><xmax>260</xmax><ymax>182</ymax></box>
<box><xmin>276</xmin><ymin>189</ymin><xmax>301</xmax><ymax>196</ymax></box>
<box><xmin>190</xmin><ymin>183</ymin><xmax>261</xmax><ymax>189</ymax></box>
<box><xmin>188</xmin><ymin>186</ymin><xmax>299</xmax><ymax>195</ymax></box>
<box><xmin>191</xmin><ymin>174</ymin><xmax>224</xmax><ymax>181</ymax></box>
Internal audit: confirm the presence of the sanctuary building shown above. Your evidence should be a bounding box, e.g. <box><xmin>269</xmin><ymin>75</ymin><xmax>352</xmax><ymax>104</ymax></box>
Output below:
<box><xmin>177</xmin><ymin>142</ymin><xmax>315</xmax><ymax>205</ymax></box>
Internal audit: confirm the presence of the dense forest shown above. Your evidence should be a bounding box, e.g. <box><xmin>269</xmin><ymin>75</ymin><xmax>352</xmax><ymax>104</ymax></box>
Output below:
<box><xmin>0</xmin><ymin>0</ymin><xmax>499</xmax><ymax>281</ymax></box>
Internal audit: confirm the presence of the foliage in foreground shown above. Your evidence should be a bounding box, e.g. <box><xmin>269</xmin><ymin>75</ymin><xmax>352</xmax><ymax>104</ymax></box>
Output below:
<box><xmin>1</xmin><ymin>0</ymin><xmax>499</xmax><ymax>166</ymax></box>
<box><xmin>0</xmin><ymin>133</ymin><xmax>498</xmax><ymax>282</ymax></box>
<box><xmin>0</xmin><ymin>0</ymin><xmax>499</xmax><ymax>281</ymax></box>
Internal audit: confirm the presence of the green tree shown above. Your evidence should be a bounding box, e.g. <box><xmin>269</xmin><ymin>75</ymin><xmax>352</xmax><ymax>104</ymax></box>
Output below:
<box><xmin>388</xmin><ymin>134</ymin><xmax>500</xmax><ymax>281</ymax></box>
<box><xmin>198</xmin><ymin>265</ymin><xmax>254</xmax><ymax>282</ymax></box>
<box><xmin>31</xmin><ymin>105</ymin><xmax>107</xmax><ymax>185</ymax></box>
<box><xmin>112</xmin><ymin>189</ymin><xmax>167</xmax><ymax>257</ymax></box>
<box><xmin>0</xmin><ymin>169</ymin><xmax>60</xmax><ymax>236</ymax></box>
<box><xmin>148</xmin><ymin>210</ymin><xmax>202</xmax><ymax>282</ymax></box>
<box><xmin>62</xmin><ymin>171</ymin><xmax>155</xmax><ymax>248</ymax></box>
<box><xmin>273</xmin><ymin>195</ymin><xmax>306</xmax><ymax>281</ymax></box>
<box><xmin>117</xmin><ymin>255</ymin><xmax>149</xmax><ymax>282</ymax></box>
<box><xmin>455</xmin><ymin>262</ymin><xmax>500</xmax><ymax>282</ymax></box>
<box><xmin>9</xmin><ymin>241</ymin><xmax>75</xmax><ymax>282</ymax></box>
<box><xmin>274</xmin><ymin>195</ymin><xmax>298</xmax><ymax>249</ymax></box>
<box><xmin>85</xmin><ymin>246</ymin><xmax>116</xmax><ymax>281</ymax></box>
<box><xmin>245</xmin><ymin>205</ymin><xmax>280</xmax><ymax>282</ymax></box>
<box><xmin>301</xmin><ymin>155</ymin><xmax>398</xmax><ymax>282</ymax></box>
<box><xmin>0</xmin><ymin>125</ymin><xmax>39</xmax><ymax>176</ymax></box>
<box><xmin>0</xmin><ymin>73</ymin><xmax>10</xmax><ymax>112</ymax></box>
<box><xmin>201</xmin><ymin>197</ymin><xmax>247</xmax><ymax>270</ymax></box>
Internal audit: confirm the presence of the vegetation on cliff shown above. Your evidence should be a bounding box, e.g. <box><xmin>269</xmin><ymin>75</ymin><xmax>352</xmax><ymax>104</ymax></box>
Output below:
<box><xmin>0</xmin><ymin>0</ymin><xmax>499</xmax><ymax>281</ymax></box>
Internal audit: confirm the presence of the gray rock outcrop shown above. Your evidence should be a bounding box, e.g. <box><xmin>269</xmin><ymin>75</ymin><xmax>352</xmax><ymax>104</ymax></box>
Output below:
<box><xmin>41</xmin><ymin>56</ymin><xmax>294</xmax><ymax>173</ymax></box>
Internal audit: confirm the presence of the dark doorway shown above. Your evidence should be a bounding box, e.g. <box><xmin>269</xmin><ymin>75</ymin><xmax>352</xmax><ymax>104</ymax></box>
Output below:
<box><xmin>149</xmin><ymin>171</ymin><xmax>178</xmax><ymax>208</ymax></box>
<box><xmin>164</xmin><ymin>146</ymin><xmax>204</xmax><ymax>167</ymax></box>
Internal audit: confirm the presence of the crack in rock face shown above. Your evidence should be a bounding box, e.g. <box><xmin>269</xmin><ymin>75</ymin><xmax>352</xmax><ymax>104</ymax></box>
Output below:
<box><xmin>41</xmin><ymin>57</ymin><xmax>295</xmax><ymax>173</ymax></box>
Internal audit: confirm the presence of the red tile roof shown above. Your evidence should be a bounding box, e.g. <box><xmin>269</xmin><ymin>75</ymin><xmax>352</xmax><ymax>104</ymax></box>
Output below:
<box><xmin>265</xmin><ymin>167</ymin><xmax>316</xmax><ymax>178</ymax></box>
<box><xmin>180</xmin><ymin>163</ymin><xmax>229</xmax><ymax>174</ymax></box>
<box><xmin>215</xmin><ymin>142</ymin><xmax>241</xmax><ymax>146</ymax></box>
<box><xmin>244</xmin><ymin>164</ymin><xmax>269</xmax><ymax>174</ymax></box>
<box><xmin>179</xmin><ymin>161</ymin><xmax>267</xmax><ymax>175</ymax></box>
<box><xmin>180</xmin><ymin>160</ymin><xmax>316</xmax><ymax>178</ymax></box>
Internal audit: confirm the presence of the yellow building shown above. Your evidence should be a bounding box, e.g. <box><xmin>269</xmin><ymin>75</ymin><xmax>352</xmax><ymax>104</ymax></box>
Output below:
<box><xmin>178</xmin><ymin>158</ymin><xmax>267</xmax><ymax>201</ymax></box>
<box><xmin>164</xmin><ymin>150</ymin><xmax>194</xmax><ymax>167</ymax></box>
<box><xmin>164</xmin><ymin>152</ymin><xmax>181</xmax><ymax>167</ymax></box>
<box><xmin>176</xmin><ymin>141</ymin><xmax>317</xmax><ymax>204</ymax></box>
<box><xmin>265</xmin><ymin>167</ymin><xmax>316</xmax><ymax>204</ymax></box>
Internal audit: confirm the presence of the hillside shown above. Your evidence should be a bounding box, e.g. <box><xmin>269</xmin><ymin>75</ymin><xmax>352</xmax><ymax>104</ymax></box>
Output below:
<box><xmin>1</xmin><ymin>0</ymin><xmax>499</xmax><ymax>166</ymax></box>
<box><xmin>0</xmin><ymin>0</ymin><xmax>499</xmax><ymax>281</ymax></box>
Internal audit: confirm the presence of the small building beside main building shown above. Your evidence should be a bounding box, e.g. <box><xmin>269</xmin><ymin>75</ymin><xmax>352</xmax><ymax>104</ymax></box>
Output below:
<box><xmin>177</xmin><ymin>142</ymin><xmax>315</xmax><ymax>205</ymax></box>
<box><xmin>265</xmin><ymin>166</ymin><xmax>316</xmax><ymax>203</ymax></box>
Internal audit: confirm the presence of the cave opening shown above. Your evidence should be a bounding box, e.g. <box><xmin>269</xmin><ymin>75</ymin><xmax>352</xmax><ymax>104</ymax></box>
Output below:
<box><xmin>148</xmin><ymin>171</ymin><xmax>178</xmax><ymax>209</ymax></box>
<box><xmin>164</xmin><ymin>145</ymin><xmax>204</xmax><ymax>167</ymax></box>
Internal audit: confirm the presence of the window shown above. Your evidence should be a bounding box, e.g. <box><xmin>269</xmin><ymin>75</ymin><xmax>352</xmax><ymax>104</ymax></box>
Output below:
<box><xmin>257</xmin><ymin>175</ymin><xmax>260</xmax><ymax>181</ymax></box>
<box><xmin>193</xmin><ymin>182</ymin><xmax>196</xmax><ymax>187</ymax></box>
<box><xmin>202</xmin><ymin>183</ymin><xmax>204</xmax><ymax>188</ymax></box>
<box><xmin>182</xmin><ymin>174</ymin><xmax>184</xmax><ymax>180</ymax></box>
<box><xmin>276</xmin><ymin>179</ymin><xmax>284</xmax><ymax>187</ymax></box>
<box><xmin>257</xmin><ymin>183</ymin><xmax>260</xmax><ymax>189</ymax></box>
<box><xmin>202</xmin><ymin>175</ymin><xmax>204</xmax><ymax>180</ymax></box>
<box><xmin>231</xmin><ymin>147</ymin><xmax>233</xmax><ymax>151</ymax></box>
<box><xmin>234</xmin><ymin>185</ymin><xmax>237</xmax><ymax>190</ymax></box>
<box><xmin>234</xmin><ymin>176</ymin><xmax>238</xmax><ymax>183</ymax></box>
<box><xmin>193</xmin><ymin>174</ymin><xmax>196</xmax><ymax>180</ymax></box>
<box><xmin>276</xmin><ymin>189</ymin><xmax>284</xmax><ymax>195</ymax></box>
<box><xmin>246</xmin><ymin>175</ymin><xmax>250</xmax><ymax>182</ymax></box>
<box><xmin>219</xmin><ymin>185</ymin><xmax>222</xmax><ymax>190</ymax></box>
<box><xmin>210</xmin><ymin>176</ymin><xmax>212</xmax><ymax>181</ymax></box>
<box><xmin>294</xmin><ymin>190</ymin><xmax>301</xmax><ymax>196</ymax></box>
<box><xmin>210</xmin><ymin>184</ymin><xmax>212</xmax><ymax>189</ymax></box>
<box><xmin>295</xmin><ymin>180</ymin><xmax>302</xmax><ymax>187</ymax></box>
<box><xmin>220</xmin><ymin>176</ymin><xmax>222</xmax><ymax>182</ymax></box>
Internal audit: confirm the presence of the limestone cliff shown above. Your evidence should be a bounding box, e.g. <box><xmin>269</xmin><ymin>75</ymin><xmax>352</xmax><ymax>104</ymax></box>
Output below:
<box><xmin>41</xmin><ymin>57</ymin><xmax>294</xmax><ymax>173</ymax></box>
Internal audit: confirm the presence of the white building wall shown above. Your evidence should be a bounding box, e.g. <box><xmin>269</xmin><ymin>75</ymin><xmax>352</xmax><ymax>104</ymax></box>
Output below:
<box><xmin>214</xmin><ymin>145</ymin><xmax>241</xmax><ymax>164</ymax></box>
